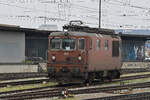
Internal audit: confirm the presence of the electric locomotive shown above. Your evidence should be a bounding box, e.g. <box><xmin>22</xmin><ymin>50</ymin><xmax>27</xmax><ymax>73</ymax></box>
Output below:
<box><xmin>47</xmin><ymin>21</ymin><xmax>122</xmax><ymax>83</ymax></box>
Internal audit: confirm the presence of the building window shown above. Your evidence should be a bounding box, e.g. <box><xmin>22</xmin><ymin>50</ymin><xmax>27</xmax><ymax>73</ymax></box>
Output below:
<box><xmin>97</xmin><ymin>39</ymin><xmax>100</xmax><ymax>50</ymax></box>
<box><xmin>112</xmin><ymin>41</ymin><xmax>119</xmax><ymax>57</ymax></box>
<box><xmin>105</xmin><ymin>40</ymin><xmax>109</xmax><ymax>51</ymax></box>
<box><xmin>78</xmin><ymin>38</ymin><xmax>85</xmax><ymax>50</ymax></box>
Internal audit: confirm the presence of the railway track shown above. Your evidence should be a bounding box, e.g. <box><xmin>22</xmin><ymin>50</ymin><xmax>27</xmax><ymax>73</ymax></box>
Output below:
<box><xmin>0</xmin><ymin>78</ymin><xmax>49</xmax><ymax>88</ymax></box>
<box><xmin>1</xmin><ymin>75</ymin><xmax>150</xmax><ymax>100</ymax></box>
<box><xmin>84</xmin><ymin>92</ymin><xmax>150</xmax><ymax>100</ymax></box>
<box><xmin>0</xmin><ymin>68</ymin><xmax>149</xmax><ymax>80</ymax></box>
<box><xmin>0</xmin><ymin>72</ymin><xmax>48</xmax><ymax>80</ymax></box>
<box><xmin>121</xmin><ymin>68</ymin><xmax>149</xmax><ymax>74</ymax></box>
<box><xmin>0</xmin><ymin>68</ymin><xmax>147</xmax><ymax>81</ymax></box>
<box><xmin>118</xmin><ymin>73</ymin><xmax>150</xmax><ymax>81</ymax></box>
<box><xmin>0</xmin><ymin>85</ymin><xmax>57</xmax><ymax>96</ymax></box>
<box><xmin>0</xmin><ymin>73</ymin><xmax>150</xmax><ymax>99</ymax></box>
<box><xmin>94</xmin><ymin>73</ymin><xmax>150</xmax><ymax>85</ymax></box>
<box><xmin>1</xmin><ymin>81</ymin><xmax>150</xmax><ymax>100</ymax></box>
<box><xmin>0</xmin><ymin>72</ymin><xmax>150</xmax><ymax>88</ymax></box>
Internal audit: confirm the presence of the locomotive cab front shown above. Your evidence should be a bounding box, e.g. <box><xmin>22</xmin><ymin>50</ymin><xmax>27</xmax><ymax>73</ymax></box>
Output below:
<box><xmin>47</xmin><ymin>32</ymin><xmax>87</xmax><ymax>82</ymax></box>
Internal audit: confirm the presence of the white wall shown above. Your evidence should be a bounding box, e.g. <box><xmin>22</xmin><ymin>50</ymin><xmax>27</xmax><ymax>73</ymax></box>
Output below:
<box><xmin>0</xmin><ymin>31</ymin><xmax>25</xmax><ymax>63</ymax></box>
<box><xmin>0</xmin><ymin>65</ymin><xmax>38</xmax><ymax>73</ymax></box>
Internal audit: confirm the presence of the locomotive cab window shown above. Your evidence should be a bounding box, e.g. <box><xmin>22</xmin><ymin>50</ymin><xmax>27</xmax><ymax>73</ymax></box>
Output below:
<box><xmin>105</xmin><ymin>40</ymin><xmax>109</xmax><ymax>51</ymax></box>
<box><xmin>50</xmin><ymin>38</ymin><xmax>76</xmax><ymax>50</ymax></box>
<box><xmin>90</xmin><ymin>39</ymin><xmax>92</xmax><ymax>49</ymax></box>
<box><xmin>62</xmin><ymin>38</ymin><xmax>75</xmax><ymax>50</ymax></box>
<box><xmin>112</xmin><ymin>41</ymin><xmax>119</xmax><ymax>57</ymax></box>
<box><xmin>97</xmin><ymin>39</ymin><xmax>101</xmax><ymax>50</ymax></box>
<box><xmin>78</xmin><ymin>38</ymin><xmax>85</xmax><ymax>50</ymax></box>
<box><xmin>50</xmin><ymin>38</ymin><xmax>61</xmax><ymax>50</ymax></box>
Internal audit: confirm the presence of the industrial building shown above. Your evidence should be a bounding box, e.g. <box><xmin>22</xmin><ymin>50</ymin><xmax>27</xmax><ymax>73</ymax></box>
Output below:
<box><xmin>0</xmin><ymin>25</ymin><xmax>150</xmax><ymax>63</ymax></box>
<box><xmin>116</xmin><ymin>29</ymin><xmax>150</xmax><ymax>62</ymax></box>
<box><xmin>0</xmin><ymin>25</ymin><xmax>25</xmax><ymax>63</ymax></box>
<box><xmin>0</xmin><ymin>25</ymin><xmax>54</xmax><ymax>63</ymax></box>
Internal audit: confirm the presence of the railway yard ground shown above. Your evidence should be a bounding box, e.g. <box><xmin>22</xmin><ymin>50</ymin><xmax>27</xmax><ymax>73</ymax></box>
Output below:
<box><xmin>34</xmin><ymin>71</ymin><xmax>150</xmax><ymax>100</ymax></box>
<box><xmin>0</xmin><ymin>62</ymin><xmax>150</xmax><ymax>100</ymax></box>
<box><xmin>1</xmin><ymin>70</ymin><xmax>150</xmax><ymax>100</ymax></box>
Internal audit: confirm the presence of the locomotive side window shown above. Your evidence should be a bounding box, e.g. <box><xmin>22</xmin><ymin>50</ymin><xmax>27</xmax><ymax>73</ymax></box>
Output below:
<box><xmin>90</xmin><ymin>39</ymin><xmax>92</xmax><ymax>49</ymax></box>
<box><xmin>105</xmin><ymin>40</ymin><xmax>109</xmax><ymax>51</ymax></box>
<box><xmin>112</xmin><ymin>41</ymin><xmax>119</xmax><ymax>57</ymax></box>
<box><xmin>50</xmin><ymin>39</ymin><xmax>61</xmax><ymax>49</ymax></box>
<box><xmin>78</xmin><ymin>38</ymin><xmax>85</xmax><ymax>50</ymax></box>
<box><xmin>97</xmin><ymin>39</ymin><xmax>101</xmax><ymax>50</ymax></box>
<box><xmin>62</xmin><ymin>38</ymin><xmax>75</xmax><ymax>50</ymax></box>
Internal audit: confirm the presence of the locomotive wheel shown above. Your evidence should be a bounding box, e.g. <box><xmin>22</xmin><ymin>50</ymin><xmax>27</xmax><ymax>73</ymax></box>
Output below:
<box><xmin>99</xmin><ymin>78</ymin><xmax>104</xmax><ymax>82</ymax></box>
<box><xmin>83</xmin><ymin>73</ymin><xmax>94</xmax><ymax>86</ymax></box>
<box><xmin>88</xmin><ymin>78</ymin><xmax>93</xmax><ymax>85</ymax></box>
<box><xmin>48</xmin><ymin>73</ymin><xmax>51</xmax><ymax>78</ymax></box>
<box><xmin>112</xmin><ymin>70</ymin><xmax>120</xmax><ymax>79</ymax></box>
<box><xmin>48</xmin><ymin>73</ymin><xmax>55</xmax><ymax>79</ymax></box>
<box><xmin>83</xmin><ymin>79</ymin><xmax>92</xmax><ymax>86</ymax></box>
<box><xmin>88</xmin><ymin>73</ymin><xmax>95</xmax><ymax>84</ymax></box>
<box><xmin>107</xmin><ymin>71</ymin><xmax>113</xmax><ymax>81</ymax></box>
<box><xmin>116</xmin><ymin>71</ymin><xmax>120</xmax><ymax>78</ymax></box>
<box><xmin>58</xmin><ymin>82</ymin><xmax>63</xmax><ymax>86</ymax></box>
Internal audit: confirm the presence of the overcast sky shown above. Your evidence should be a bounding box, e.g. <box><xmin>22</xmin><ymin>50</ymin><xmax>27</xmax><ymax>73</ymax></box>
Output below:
<box><xmin>0</xmin><ymin>0</ymin><xmax>149</xmax><ymax>30</ymax></box>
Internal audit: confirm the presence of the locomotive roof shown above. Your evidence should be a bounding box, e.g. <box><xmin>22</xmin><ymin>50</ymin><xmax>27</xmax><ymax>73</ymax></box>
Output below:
<box><xmin>63</xmin><ymin>24</ymin><xmax>115</xmax><ymax>35</ymax></box>
<box><xmin>50</xmin><ymin>31</ymin><xmax>119</xmax><ymax>38</ymax></box>
<box><xmin>50</xmin><ymin>23</ymin><xmax>119</xmax><ymax>38</ymax></box>
<box><xmin>50</xmin><ymin>23</ymin><xmax>119</xmax><ymax>37</ymax></box>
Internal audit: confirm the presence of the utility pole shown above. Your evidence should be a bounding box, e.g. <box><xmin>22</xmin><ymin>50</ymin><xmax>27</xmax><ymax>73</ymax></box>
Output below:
<box><xmin>44</xmin><ymin>16</ymin><xmax>46</xmax><ymax>25</ymax></box>
<box><xmin>99</xmin><ymin>0</ymin><xmax>101</xmax><ymax>28</ymax></box>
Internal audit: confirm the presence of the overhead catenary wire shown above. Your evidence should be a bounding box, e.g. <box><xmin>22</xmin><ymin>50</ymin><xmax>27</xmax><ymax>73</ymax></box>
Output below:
<box><xmin>0</xmin><ymin>0</ymin><xmax>149</xmax><ymax>29</ymax></box>
<box><xmin>0</xmin><ymin>0</ymin><xmax>148</xmax><ymax>19</ymax></box>
<box><xmin>0</xmin><ymin>1</ymin><xmax>58</xmax><ymax>14</ymax></box>
<box><xmin>107</xmin><ymin>0</ymin><xmax>150</xmax><ymax>10</ymax></box>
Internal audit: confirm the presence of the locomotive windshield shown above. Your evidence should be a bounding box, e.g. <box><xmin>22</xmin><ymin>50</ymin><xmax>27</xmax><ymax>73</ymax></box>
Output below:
<box><xmin>62</xmin><ymin>38</ymin><xmax>75</xmax><ymax>50</ymax></box>
<box><xmin>50</xmin><ymin>38</ymin><xmax>75</xmax><ymax>50</ymax></box>
<box><xmin>51</xmin><ymin>39</ymin><xmax>61</xmax><ymax>49</ymax></box>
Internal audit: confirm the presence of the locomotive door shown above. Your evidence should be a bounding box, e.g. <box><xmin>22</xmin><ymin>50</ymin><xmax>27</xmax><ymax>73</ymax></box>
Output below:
<box><xmin>78</xmin><ymin>38</ymin><xmax>87</xmax><ymax>72</ymax></box>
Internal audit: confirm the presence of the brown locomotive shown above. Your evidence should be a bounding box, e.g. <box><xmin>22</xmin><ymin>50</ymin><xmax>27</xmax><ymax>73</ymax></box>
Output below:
<box><xmin>47</xmin><ymin>21</ymin><xmax>122</xmax><ymax>83</ymax></box>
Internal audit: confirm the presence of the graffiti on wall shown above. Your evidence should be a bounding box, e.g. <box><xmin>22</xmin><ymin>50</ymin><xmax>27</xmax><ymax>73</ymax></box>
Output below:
<box><xmin>122</xmin><ymin>40</ymin><xmax>145</xmax><ymax>61</ymax></box>
<box><xmin>145</xmin><ymin>40</ymin><xmax>150</xmax><ymax>61</ymax></box>
<box><xmin>134</xmin><ymin>44</ymin><xmax>145</xmax><ymax>60</ymax></box>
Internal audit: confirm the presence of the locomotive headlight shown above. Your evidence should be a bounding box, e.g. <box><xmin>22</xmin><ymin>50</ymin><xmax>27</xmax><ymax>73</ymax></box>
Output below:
<box><xmin>52</xmin><ymin>56</ymin><xmax>56</xmax><ymax>60</ymax></box>
<box><xmin>78</xmin><ymin>56</ymin><xmax>82</xmax><ymax>61</ymax></box>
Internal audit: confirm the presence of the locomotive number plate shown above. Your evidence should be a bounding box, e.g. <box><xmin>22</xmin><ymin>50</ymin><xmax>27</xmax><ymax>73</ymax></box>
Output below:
<box><xmin>64</xmin><ymin>52</ymin><xmax>69</xmax><ymax>55</ymax></box>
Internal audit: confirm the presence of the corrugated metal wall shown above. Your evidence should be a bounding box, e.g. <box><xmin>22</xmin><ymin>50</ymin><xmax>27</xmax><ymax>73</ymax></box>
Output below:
<box><xmin>0</xmin><ymin>31</ymin><xmax>25</xmax><ymax>63</ymax></box>
<box><xmin>25</xmin><ymin>37</ymin><xmax>48</xmax><ymax>60</ymax></box>
<box><xmin>25</xmin><ymin>31</ymin><xmax>49</xmax><ymax>61</ymax></box>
